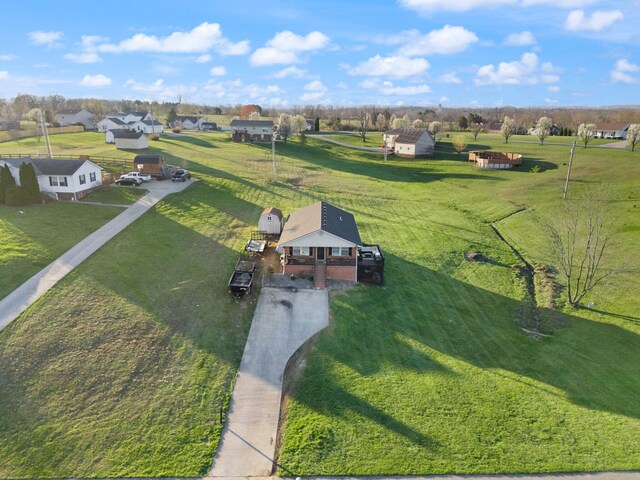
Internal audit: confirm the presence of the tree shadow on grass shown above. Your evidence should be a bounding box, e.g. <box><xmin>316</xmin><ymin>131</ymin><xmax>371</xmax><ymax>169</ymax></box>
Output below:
<box><xmin>160</xmin><ymin>134</ymin><xmax>218</xmax><ymax>149</ymax></box>
<box><xmin>290</xmin><ymin>251</ymin><xmax>640</xmax><ymax>428</ymax></box>
<box><xmin>255</xmin><ymin>141</ymin><xmax>503</xmax><ymax>184</ymax></box>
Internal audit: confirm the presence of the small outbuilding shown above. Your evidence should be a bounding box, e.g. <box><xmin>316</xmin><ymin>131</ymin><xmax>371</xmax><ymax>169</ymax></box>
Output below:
<box><xmin>114</xmin><ymin>130</ymin><xmax>148</xmax><ymax>150</ymax></box>
<box><xmin>383</xmin><ymin>128</ymin><xmax>435</xmax><ymax>158</ymax></box>
<box><xmin>133</xmin><ymin>154</ymin><xmax>169</xmax><ymax>177</ymax></box>
<box><xmin>468</xmin><ymin>151</ymin><xmax>523</xmax><ymax>169</ymax></box>
<box><xmin>258</xmin><ymin>207</ymin><xmax>283</xmax><ymax>235</ymax></box>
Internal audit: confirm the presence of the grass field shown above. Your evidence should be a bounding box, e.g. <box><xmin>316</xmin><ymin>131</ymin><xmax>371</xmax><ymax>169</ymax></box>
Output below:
<box><xmin>80</xmin><ymin>185</ymin><xmax>149</xmax><ymax>205</ymax></box>
<box><xmin>0</xmin><ymin>131</ymin><xmax>638</xmax><ymax>477</ymax></box>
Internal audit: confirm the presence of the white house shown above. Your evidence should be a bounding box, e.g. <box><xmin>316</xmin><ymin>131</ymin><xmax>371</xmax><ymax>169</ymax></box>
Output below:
<box><xmin>56</xmin><ymin>109</ymin><xmax>95</xmax><ymax>130</ymax></box>
<box><xmin>230</xmin><ymin>120</ymin><xmax>274</xmax><ymax>143</ymax></box>
<box><xmin>129</xmin><ymin>119</ymin><xmax>164</xmax><ymax>134</ymax></box>
<box><xmin>0</xmin><ymin>157</ymin><xmax>103</xmax><ymax>200</ymax></box>
<box><xmin>258</xmin><ymin>207</ymin><xmax>283</xmax><ymax>235</ymax></box>
<box><xmin>383</xmin><ymin>128</ymin><xmax>435</xmax><ymax>158</ymax></box>
<box><xmin>96</xmin><ymin>117</ymin><xmax>129</xmax><ymax>133</ymax></box>
<box><xmin>594</xmin><ymin>123</ymin><xmax>629</xmax><ymax>139</ymax></box>
<box><xmin>113</xmin><ymin>130</ymin><xmax>148</xmax><ymax>150</ymax></box>
<box><xmin>171</xmin><ymin>115</ymin><xmax>206</xmax><ymax>130</ymax></box>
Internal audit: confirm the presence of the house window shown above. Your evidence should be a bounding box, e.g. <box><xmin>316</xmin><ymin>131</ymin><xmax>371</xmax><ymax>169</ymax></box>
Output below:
<box><xmin>331</xmin><ymin>247</ymin><xmax>350</xmax><ymax>256</ymax></box>
<box><xmin>292</xmin><ymin>246</ymin><xmax>310</xmax><ymax>256</ymax></box>
<box><xmin>59</xmin><ymin>177</ymin><xmax>68</xmax><ymax>187</ymax></box>
<box><xmin>79</xmin><ymin>174</ymin><xmax>86</xmax><ymax>185</ymax></box>
<box><xmin>49</xmin><ymin>176</ymin><xmax>58</xmax><ymax>187</ymax></box>
<box><xmin>89</xmin><ymin>172</ymin><xmax>96</xmax><ymax>182</ymax></box>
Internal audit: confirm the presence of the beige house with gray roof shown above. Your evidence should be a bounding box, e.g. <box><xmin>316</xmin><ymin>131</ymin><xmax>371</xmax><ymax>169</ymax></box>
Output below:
<box><xmin>383</xmin><ymin>128</ymin><xmax>435</xmax><ymax>158</ymax></box>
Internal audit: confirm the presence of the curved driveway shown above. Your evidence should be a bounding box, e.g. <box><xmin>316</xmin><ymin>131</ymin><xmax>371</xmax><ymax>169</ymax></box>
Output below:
<box><xmin>313</xmin><ymin>134</ymin><xmax>385</xmax><ymax>152</ymax></box>
<box><xmin>0</xmin><ymin>179</ymin><xmax>195</xmax><ymax>331</ymax></box>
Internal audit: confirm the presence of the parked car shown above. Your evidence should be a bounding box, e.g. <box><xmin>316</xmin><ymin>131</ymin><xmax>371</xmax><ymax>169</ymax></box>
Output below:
<box><xmin>120</xmin><ymin>171</ymin><xmax>151</xmax><ymax>182</ymax></box>
<box><xmin>172</xmin><ymin>169</ymin><xmax>191</xmax><ymax>182</ymax></box>
<box><xmin>115</xmin><ymin>177</ymin><xmax>142</xmax><ymax>186</ymax></box>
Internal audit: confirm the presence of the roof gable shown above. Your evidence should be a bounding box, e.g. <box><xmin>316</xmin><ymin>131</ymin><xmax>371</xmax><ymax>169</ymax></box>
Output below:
<box><xmin>278</xmin><ymin>201</ymin><xmax>361</xmax><ymax>247</ymax></box>
<box><xmin>1</xmin><ymin>157</ymin><xmax>100</xmax><ymax>175</ymax></box>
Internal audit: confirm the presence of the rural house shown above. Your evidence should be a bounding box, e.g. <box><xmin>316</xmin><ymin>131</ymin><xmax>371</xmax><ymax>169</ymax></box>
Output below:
<box><xmin>230</xmin><ymin>119</ymin><xmax>274</xmax><ymax>143</ymax></box>
<box><xmin>277</xmin><ymin>201</ymin><xmax>362</xmax><ymax>288</ymax></box>
<box><xmin>56</xmin><ymin>109</ymin><xmax>95</xmax><ymax>130</ymax></box>
<box><xmin>113</xmin><ymin>130</ymin><xmax>148</xmax><ymax>150</ymax></box>
<box><xmin>383</xmin><ymin>128</ymin><xmax>435</xmax><ymax>158</ymax></box>
<box><xmin>171</xmin><ymin>116</ymin><xmax>206</xmax><ymax>130</ymax></box>
<box><xmin>129</xmin><ymin>119</ymin><xmax>164</xmax><ymax>134</ymax></box>
<box><xmin>0</xmin><ymin>157</ymin><xmax>102</xmax><ymax>200</ymax></box>
<box><xmin>594</xmin><ymin>123</ymin><xmax>629</xmax><ymax>139</ymax></box>
<box><xmin>258</xmin><ymin>207</ymin><xmax>283</xmax><ymax>235</ymax></box>
<box><xmin>96</xmin><ymin>117</ymin><xmax>128</xmax><ymax>132</ymax></box>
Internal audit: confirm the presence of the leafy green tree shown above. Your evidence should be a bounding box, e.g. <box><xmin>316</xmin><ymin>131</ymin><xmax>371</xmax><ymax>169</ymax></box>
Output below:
<box><xmin>19</xmin><ymin>162</ymin><xmax>40</xmax><ymax>203</ymax></box>
<box><xmin>314</xmin><ymin>117</ymin><xmax>320</xmax><ymax>132</ymax></box>
<box><xmin>458</xmin><ymin>115</ymin><xmax>468</xmax><ymax>130</ymax></box>
<box><xmin>0</xmin><ymin>164</ymin><xmax>16</xmax><ymax>204</ymax></box>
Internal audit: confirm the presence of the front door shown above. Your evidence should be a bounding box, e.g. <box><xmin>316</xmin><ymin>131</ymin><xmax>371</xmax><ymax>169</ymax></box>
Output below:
<box><xmin>316</xmin><ymin>247</ymin><xmax>325</xmax><ymax>261</ymax></box>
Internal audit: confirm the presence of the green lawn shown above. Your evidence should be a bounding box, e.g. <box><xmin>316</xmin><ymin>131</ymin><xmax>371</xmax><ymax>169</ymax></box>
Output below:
<box><xmin>80</xmin><ymin>185</ymin><xmax>148</xmax><ymax>205</ymax></box>
<box><xmin>0</xmin><ymin>203</ymin><xmax>123</xmax><ymax>300</ymax></box>
<box><xmin>0</xmin><ymin>131</ymin><xmax>638</xmax><ymax>477</ymax></box>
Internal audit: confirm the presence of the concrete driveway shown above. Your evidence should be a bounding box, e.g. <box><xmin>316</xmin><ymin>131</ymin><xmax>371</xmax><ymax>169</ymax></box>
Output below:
<box><xmin>0</xmin><ymin>178</ymin><xmax>196</xmax><ymax>331</ymax></box>
<box><xmin>209</xmin><ymin>286</ymin><xmax>329</xmax><ymax>478</ymax></box>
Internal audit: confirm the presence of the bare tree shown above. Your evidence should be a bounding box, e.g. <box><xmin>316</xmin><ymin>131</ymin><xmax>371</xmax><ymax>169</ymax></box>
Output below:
<box><xmin>375</xmin><ymin>113</ymin><xmax>386</xmax><ymax>132</ymax></box>
<box><xmin>291</xmin><ymin>114</ymin><xmax>308</xmax><ymax>135</ymax></box>
<box><xmin>358</xmin><ymin>110</ymin><xmax>371</xmax><ymax>142</ymax></box>
<box><xmin>627</xmin><ymin>124</ymin><xmax>640</xmax><ymax>152</ymax></box>
<box><xmin>548</xmin><ymin>186</ymin><xmax>616</xmax><ymax>307</ymax></box>
<box><xmin>577</xmin><ymin>123</ymin><xmax>596</xmax><ymax>148</ymax></box>
<box><xmin>469</xmin><ymin>122</ymin><xmax>483</xmax><ymax>141</ymax></box>
<box><xmin>501</xmin><ymin>116</ymin><xmax>516</xmax><ymax>144</ymax></box>
<box><xmin>534</xmin><ymin>116</ymin><xmax>553</xmax><ymax>145</ymax></box>
<box><xmin>248</xmin><ymin>111</ymin><xmax>261</xmax><ymax>120</ymax></box>
<box><xmin>452</xmin><ymin>135</ymin><xmax>467</xmax><ymax>154</ymax></box>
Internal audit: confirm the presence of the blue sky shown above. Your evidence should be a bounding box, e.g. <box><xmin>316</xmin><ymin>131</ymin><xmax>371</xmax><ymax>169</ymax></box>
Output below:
<box><xmin>0</xmin><ymin>0</ymin><xmax>638</xmax><ymax>107</ymax></box>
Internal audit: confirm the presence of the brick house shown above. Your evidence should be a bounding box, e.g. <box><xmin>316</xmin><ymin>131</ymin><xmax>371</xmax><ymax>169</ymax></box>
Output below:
<box><xmin>277</xmin><ymin>201</ymin><xmax>362</xmax><ymax>288</ymax></box>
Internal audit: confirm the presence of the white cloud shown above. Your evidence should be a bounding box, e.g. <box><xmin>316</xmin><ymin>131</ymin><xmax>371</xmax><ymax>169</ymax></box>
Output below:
<box><xmin>203</xmin><ymin>79</ymin><xmax>284</xmax><ymax>103</ymax></box>
<box><xmin>273</xmin><ymin>66</ymin><xmax>307</xmax><ymax>78</ymax></box>
<box><xmin>65</xmin><ymin>52</ymin><xmax>101</xmax><ymax>63</ymax></box>
<box><xmin>565</xmin><ymin>10</ymin><xmax>623</xmax><ymax>32</ymax></box>
<box><xmin>395</xmin><ymin>26</ymin><xmax>478</xmax><ymax>56</ymax></box>
<box><xmin>439</xmin><ymin>72</ymin><xmax>462</xmax><ymax>84</ymax></box>
<box><xmin>545</xmin><ymin>97</ymin><xmax>558</xmax><ymax>103</ymax></box>
<box><xmin>209</xmin><ymin>66</ymin><xmax>227</xmax><ymax>76</ymax></box>
<box><xmin>250</xmin><ymin>30</ymin><xmax>329</xmax><ymax>66</ymax></box>
<box><xmin>349</xmin><ymin>55</ymin><xmax>430</xmax><ymax>78</ymax></box>
<box><xmin>359</xmin><ymin>78</ymin><xmax>381</xmax><ymax>89</ymax></box>
<box><xmin>29</xmin><ymin>31</ymin><xmax>62</xmax><ymax>47</ymax></box>
<box><xmin>610</xmin><ymin>59</ymin><xmax>639</xmax><ymax>84</ymax></box>
<box><xmin>504</xmin><ymin>31</ymin><xmax>536</xmax><ymax>46</ymax></box>
<box><xmin>125</xmin><ymin>78</ymin><xmax>198</xmax><ymax>100</ymax></box>
<box><xmin>0</xmin><ymin>71</ymin><xmax>8</xmax><ymax>79</ymax></box>
<box><xmin>300</xmin><ymin>79</ymin><xmax>328</xmax><ymax>101</ymax></box>
<box><xmin>80</xmin><ymin>74</ymin><xmax>111</xmax><ymax>87</ymax></box>
<box><xmin>548</xmin><ymin>85</ymin><xmax>560</xmax><ymax>92</ymax></box>
<box><xmin>379</xmin><ymin>84</ymin><xmax>431</xmax><ymax>95</ymax></box>
<box><xmin>475</xmin><ymin>52</ymin><xmax>560</xmax><ymax>85</ymax></box>
<box><xmin>399</xmin><ymin>0</ymin><xmax>515</xmax><ymax>13</ymax></box>
<box><xmin>97</xmin><ymin>22</ymin><xmax>249</xmax><ymax>55</ymax></box>
<box><xmin>196</xmin><ymin>54</ymin><xmax>212</xmax><ymax>63</ymax></box>
<box><xmin>0</xmin><ymin>55</ymin><xmax>16</xmax><ymax>61</ymax></box>
<box><xmin>440</xmin><ymin>96</ymin><xmax>450</xmax><ymax>103</ymax></box>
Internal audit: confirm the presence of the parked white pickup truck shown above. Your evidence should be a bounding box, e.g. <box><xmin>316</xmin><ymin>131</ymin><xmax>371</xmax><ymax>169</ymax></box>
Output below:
<box><xmin>120</xmin><ymin>172</ymin><xmax>152</xmax><ymax>182</ymax></box>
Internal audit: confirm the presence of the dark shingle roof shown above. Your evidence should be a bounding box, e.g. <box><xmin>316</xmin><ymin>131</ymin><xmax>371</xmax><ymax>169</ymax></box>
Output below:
<box><xmin>134</xmin><ymin>154</ymin><xmax>165</xmax><ymax>164</ymax></box>
<box><xmin>230</xmin><ymin>120</ymin><xmax>274</xmax><ymax>128</ymax></box>
<box><xmin>386</xmin><ymin>128</ymin><xmax>433</xmax><ymax>144</ymax></box>
<box><xmin>1</xmin><ymin>158</ymin><xmax>99</xmax><ymax>175</ymax></box>
<box><xmin>102</xmin><ymin>117</ymin><xmax>127</xmax><ymax>125</ymax></box>
<box><xmin>278</xmin><ymin>201</ymin><xmax>361</xmax><ymax>246</ymax></box>
<box><xmin>595</xmin><ymin>123</ymin><xmax>629</xmax><ymax>131</ymax></box>
<box><xmin>174</xmin><ymin>115</ymin><xmax>201</xmax><ymax>123</ymax></box>
<box><xmin>141</xmin><ymin>119</ymin><xmax>163</xmax><ymax>126</ymax></box>
<box><xmin>113</xmin><ymin>130</ymin><xmax>144</xmax><ymax>139</ymax></box>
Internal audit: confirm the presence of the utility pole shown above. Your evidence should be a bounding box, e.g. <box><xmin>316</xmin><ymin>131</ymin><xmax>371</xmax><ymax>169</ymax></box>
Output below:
<box><xmin>563</xmin><ymin>141</ymin><xmax>576</xmax><ymax>200</ymax></box>
<box><xmin>39</xmin><ymin>107</ymin><xmax>53</xmax><ymax>158</ymax></box>
<box><xmin>271</xmin><ymin>132</ymin><xmax>277</xmax><ymax>177</ymax></box>
<box><xmin>383</xmin><ymin>141</ymin><xmax>388</xmax><ymax>162</ymax></box>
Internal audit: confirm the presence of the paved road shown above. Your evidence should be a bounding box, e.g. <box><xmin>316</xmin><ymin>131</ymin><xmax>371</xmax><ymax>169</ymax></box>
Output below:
<box><xmin>0</xmin><ymin>179</ymin><xmax>195</xmax><ymax>331</ymax></box>
<box><xmin>209</xmin><ymin>287</ymin><xmax>329</xmax><ymax>478</ymax></box>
